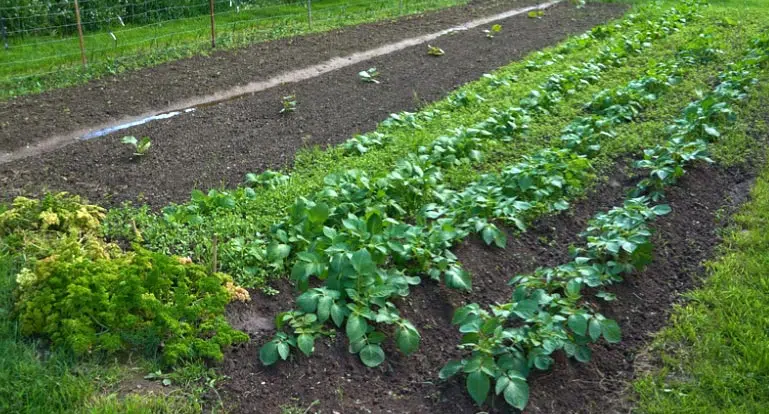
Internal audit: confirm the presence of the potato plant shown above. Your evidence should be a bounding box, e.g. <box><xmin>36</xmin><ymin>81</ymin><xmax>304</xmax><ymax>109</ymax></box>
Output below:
<box><xmin>443</xmin><ymin>31</ymin><xmax>767</xmax><ymax>411</ymax></box>
<box><xmin>256</xmin><ymin>1</ymin><xmax>705</xmax><ymax>370</ymax></box>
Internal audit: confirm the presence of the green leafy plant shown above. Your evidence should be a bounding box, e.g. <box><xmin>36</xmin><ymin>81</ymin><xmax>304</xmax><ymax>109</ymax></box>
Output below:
<box><xmin>442</xmin><ymin>27</ymin><xmax>766</xmax><ymax>412</ymax></box>
<box><xmin>528</xmin><ymin>10</ymin><xmax>545</xmax><ymax>19</ymax></box>
<box><xmin>1</xmin><ymin>193</ymin><xmax>250</xmax><ymax>366</ymax></box>
<box><xmin>483</xmin><ymin>24</ymin><xmax>502</xmax><ymax>39</ymax></box>
<box><xmin>15</xmin><ymin>244</ymin><xmax>249</xmax><ymax>365</ymax></box>
<box><xmin>343</xmin><ymin>132</ymin><xmax>391</xmax><ymax>155</ymax></box>
<box><xmin>245</xmin><ymin>170</ymin><xmax>290</xmax><ymax>190</ymax></box>
<box><xmin>358</xmin><ymin>68</ymin><xmax>380</xmax><ymax>84</ymax></box>
<box><xmin>280</xmin><ymin>95</ymin><xmax>297</xmax><ymax>114</ymax></box>
<box><xmin>121</xmin><ymin>135</ymin><xmax>152</xmax><ymax>156</ymax></box>
<box><xmin>427</xmin><ymin>44</ymin><xmax>445</xmax><ymax>56</ymax></box>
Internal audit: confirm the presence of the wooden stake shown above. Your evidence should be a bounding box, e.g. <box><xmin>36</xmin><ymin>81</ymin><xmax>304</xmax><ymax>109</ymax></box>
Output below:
<box><xmin>209</xmin><ymin>0</ymin><xmax>216</xmax><ymax>48</ymax></box>
<box><xmin>307</xmin><ymin>0</ymin><xmax>313</xmax><ymax>29</ymax></box>
<box><xmin>74</xmin><ymin>0</ymin><xmax>87</xmax><ymax>66</ymax></box>
<box><xmin>211</xmin><ymin>234</ymin><xmax>219</xmax><ymax>274</ymax></box>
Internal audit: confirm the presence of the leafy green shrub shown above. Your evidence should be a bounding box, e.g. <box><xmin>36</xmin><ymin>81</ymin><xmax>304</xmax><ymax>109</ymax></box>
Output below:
<box><xmin>0</xmin><ymin>193</ymin><xmax>109</xmax><ymax>260</ymax></box>
<box><xmin>15</xmin><ymin>245</ymin><xmax>248</xmax><ymax>365</ymax></box>
<box><xmin>1</xmin><ymin>193</ymin><xmax>249</xmax><ymax>365</ymax></box>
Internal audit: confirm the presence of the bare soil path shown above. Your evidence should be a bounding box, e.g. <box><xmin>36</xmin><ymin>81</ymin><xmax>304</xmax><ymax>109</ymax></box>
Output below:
<box><xmin>0</xmin><ymin>1</ymin><xmax>626</xmax><ymax>206</ymax></box>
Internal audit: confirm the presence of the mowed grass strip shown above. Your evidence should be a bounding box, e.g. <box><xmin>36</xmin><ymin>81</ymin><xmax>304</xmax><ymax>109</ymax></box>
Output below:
<box><xmin>633</xmin><ymin>151</ymin><xmax>769</xmax><ymax>413</ymax></box>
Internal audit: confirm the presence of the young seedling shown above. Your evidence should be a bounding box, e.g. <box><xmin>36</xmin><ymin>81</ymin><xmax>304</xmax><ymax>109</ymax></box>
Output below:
<box><xmin>280</xmin><ymin>95</ymin><xmax>297</xmax><ymax>114</ymax></box>
<box><xmin>483</xmin><ymin>24</ymin><xmax>502</xmax><ymax>39</ymax></box>
<box><xmin>358</xmin><ymin>68</ymin><xmax>380</xmax><ymax>84</ymax></box>
<box><xmin>427</xmin><ymin>44</ymin><xmax>445</xmax><ymax>56</ymax></box>
<box><xmin>122</xmin><ymin>136</ymin><xmax>151</xmax><ymax>157</ymax></box>
<box><xmin>528</xmin><ymin>10</ymin><xmax>545</xmax><ymax>19</ymax></box>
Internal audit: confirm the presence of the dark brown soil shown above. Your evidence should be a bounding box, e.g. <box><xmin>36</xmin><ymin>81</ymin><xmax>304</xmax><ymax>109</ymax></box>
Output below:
<box><xmin>0</xmin><ymin>0</ymin><xmax>545</xmax><ymax>153</ymax></box>
<box><xmin>0</xmin><ymin>2</ymin><xmax>628</xmax><ymax>207</ymax></box>
<box><xmin>216</xmin><ymin>161</ymin><xmax>755</xmax><ymax>413</ymax></box>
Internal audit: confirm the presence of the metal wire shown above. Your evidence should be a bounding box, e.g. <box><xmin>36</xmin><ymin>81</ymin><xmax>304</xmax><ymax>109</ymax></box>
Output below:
<box><xmin>1</xmin><ymin>0</ymin><xmax>466</xmax><ymax>84</ymax></box>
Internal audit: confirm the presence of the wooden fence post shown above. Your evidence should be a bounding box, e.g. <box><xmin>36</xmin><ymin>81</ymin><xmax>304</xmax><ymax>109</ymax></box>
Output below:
<box><xmin>209</xmin><ymin>0</ymin><xmax>216</xmax><ymax>48</ymax></box>
<box><xmin>1</xmin><ymin>16</ymin><xmax>8</xmax><ymax>50</ymax></box>
<box><xmin>74</xmin><ymin>0</ymin><xmax>87</xmax><ymax>66</ymax></box>
<box><xmin>307</xmin><ymin>0</ymin><xmax>313</xmax><ymax>29</ymax></box>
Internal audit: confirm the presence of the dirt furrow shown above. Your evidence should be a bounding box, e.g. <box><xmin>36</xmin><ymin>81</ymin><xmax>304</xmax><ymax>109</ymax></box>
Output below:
<box><xmin>0</xmin><ymin>2</ymin><xmax>626</xmax><ymax>207</ymax></box>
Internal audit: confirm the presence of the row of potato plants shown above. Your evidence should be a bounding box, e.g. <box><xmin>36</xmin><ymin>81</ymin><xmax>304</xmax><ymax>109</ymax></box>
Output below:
<box><xmin>439</xmin><ymin>34</ymin><xmax>769</xmax><ymax>411</ymax></box>
<box><xmin>258</xmin><ymin>2</ymin><xmax>706</xmax><ymax>367</ymax></box>
<box><xmin>115</xmin><ymin>0</ymin><xmax>700</xmax><ymax>290</ymax></box>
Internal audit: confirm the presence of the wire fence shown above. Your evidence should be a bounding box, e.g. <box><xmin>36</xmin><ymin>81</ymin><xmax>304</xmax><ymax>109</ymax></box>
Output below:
<box><xmin>0</xmin><ymin>0</ymin><xmax>466</xmax><ymax>96</ymax></box>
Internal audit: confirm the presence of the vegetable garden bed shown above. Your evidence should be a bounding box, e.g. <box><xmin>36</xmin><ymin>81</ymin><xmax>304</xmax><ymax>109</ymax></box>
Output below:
<box><xmin>2</xmin><ymin>0</ymin><xmax>769</xmax><ymax>413</ymax></box>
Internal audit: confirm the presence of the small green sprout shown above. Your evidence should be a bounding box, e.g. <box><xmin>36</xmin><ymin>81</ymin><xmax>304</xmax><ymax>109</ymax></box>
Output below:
<box><xmin>359</xmin><ymin>68</ymin><xmax>380</xmax><ymax>84</ymax></box>
<box><xmin>528</xmin><ymin>10</ymin><xmax>545</xmax><ymax>19</ymax></box>
<box><xmin>483</xmin><ymin>24</ymin><xmax>502</xmax><ymax>39</ymax></box>
<box><xmin>427</xmin><ymin>44</ymin><xmax>445</xmax><ymax>56</ymax></box>
<box><xmin>122</xmin><ymin>136</ymin><xmax>151</xmax><ymax>157</ymax></box>
<box><xmin>280</xmin><ymin>95</ymin><xmax>297</xmax><ymax>114</ymax></box>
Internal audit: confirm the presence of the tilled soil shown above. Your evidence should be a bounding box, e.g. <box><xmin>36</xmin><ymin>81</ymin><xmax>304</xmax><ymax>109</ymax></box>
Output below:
<box><xmin>0</xmin><ymin>2</ymin><xmax>627</xmax><ymax>207</ymax></box>
<box><xmin>217</xmin><ymin>162</ymin><xmax>754</xmax><ymax>413</ymax></box>
<box><xmin>0</xmin><ymin>0</ymin><xmax>546</xmax><ymax>153</ymax></box>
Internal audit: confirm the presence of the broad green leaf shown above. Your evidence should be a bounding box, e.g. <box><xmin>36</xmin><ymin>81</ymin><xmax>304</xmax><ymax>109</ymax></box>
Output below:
<box><xmin>367</xmin><ymin>331</ymin><xmax>387</xmax><ymax>344</ymax></box>
<box><xmin>703</xmin><ymin>124</ymin><xmax>720</xmax><ymax>137</ymax></box>
<box><xmin>259</xmin><ymin>341</ymin><xmax>279</xmax><ymax>366</ymax></box>
<box><xmin>502</xmin><ymin>377</ymin><xmax>530</xmax><ymax>410</ymax></box>
<box><xmin>568</xmin><ymin>314</ymin><xmax>588</xmax><ymax>336</ymax></box>
<box><xmin>553</xmin><ymin>200</ymin><xmax>570</xmax><ymax>211</ymax></box>
<box><xmin>330</xmin><ymin>303</ymin><xmax>346</xmax><ymax>327</ymax></box>
<box><xmin>395</xmin><ymin>325</ymin><xmax>421</xmax><ymax>355</ymax></box>
<box><xmin>651</xmin><ymin>204</ymin><xmax>672</xmax><ymax>215</ymax></box>
<box><xmin>296</xmin><ymin>291</ymin><xmax>319</xmax><ymax>313</ymax></box>
<box><xmin>518</xmin><ymin>175</ymin><xmax>534</xmax><ymax>191</ymax></box>
<box><xmin>566</xmin><ymin>279</ymin><xmax>582</xmax><ymax>296</ymax></box>
<box><xmin>308</xmin><ymin>203</ymin><xmax>330</xmax><ymax>224</ymax></box>
<box><xmin>267</xmin><ymin>242</ymin><xmax>291</xmax><ymax>261</ymax></box>
<box><xmin>121</xmin><ymin>136</ymin><xmax>138</xmax><ymax>146</ymax></box>
<box><xmin>439</xmin><ymin>360</ymin><xmax>463</xmax><ymax>379</ymax></box>
<box><xmin>359</xmin><ymin>344</ymin><xmax>385</xmax><ymax>367</ymax></box>
<box><xmin>351</xmin><ymin>249</ymin><xmax>375</xmax><ymax>275</ymax></box>
<box><xmin>575</xmin><ymin>345</ymin><xmax>592</xmax><ymax>362</ymax></box>
<box><xmin>349</xmin><ymin>337</ymin><xmax>366</xmax><ymax>354</ymax></box>
<box><xmin>513</xmin><ymin>299</ymin><xmax>538</xmax><ymax>319</ymax></box>
<box><xmin>466</xmin><ymin>371</ymin><xmax>490</xmax><ymax>406</ymax></box>
<box><xmin>346</xmin><ymin>314</ymin><xmax>367</xmax><ymax>341</ymax></box>
<box><xmin>317</xmin><ymin>295</ymin><xmax>333</xmax><ymax>323</ymax></box>
<box><xmin>494</xmin><ymin>231</ymin><xmax>507</xmax><ymax>248</ymax></box>
<box><xmin>532</xmin><ymin>355</ymin><xmax>553</xmax><ymax>370</ymax></box>
<box><xmin>277</xmin><ymin>342</ymin><xmax>290</xmax><ymax>361</ymax></box>
<box><xmin>445</xmin><ymin>266</ymin><xmax>472</xmax><ymax>291</ymax></box>
<box><xmin>495</xmin><ymin>375</ymin><xmax>510</xmax><ymax>395</ymax></box>
<box><xmin>602</xmin><ymin>319</ymin><xmax>622</xmax><ymax>343</ymax></box>
<box><xmin>297</xmin><ymin>334</ymin><xmax>315</xmax><ymax>356</ymax></box>
<box><xmin>481</xmin><ymin>226</ymin><xmax>495</xmax><ymax>246</ymax></box>
<box><xmin>588</xmin><ymin>318</ymin><xmax>602</xmax><ymax>341</ymax></box>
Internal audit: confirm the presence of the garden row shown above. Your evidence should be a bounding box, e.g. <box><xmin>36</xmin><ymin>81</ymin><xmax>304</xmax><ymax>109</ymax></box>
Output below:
<box><xmin>440</xmin><ymin>35</ymin><xmax>769</xmax><ymax>410</ymax></box>
<box><xmin>258</xmin><ymin>1</ymin><xmax>704</xmax><ymax>370</ymax></box>
<box><xmin>0</xmin><ymin>0</ymin><xmax>689</xmax><ymax>374</ymax></box>
<box><xmin>0</xmin><ymin>0</ymin><xmax>730</xmax><ymax>386</ymax></box>
<box><xmin>106</xmin><ymin>0</ymin><xmax>699</xmax><ymax>294</ymax></box>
